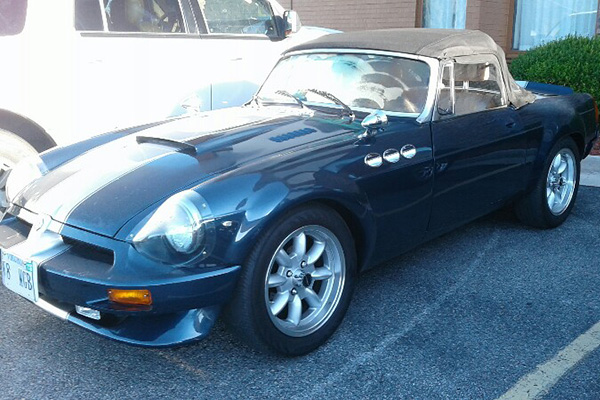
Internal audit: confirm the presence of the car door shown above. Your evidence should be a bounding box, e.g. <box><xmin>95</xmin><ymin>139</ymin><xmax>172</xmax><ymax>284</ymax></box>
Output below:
<box><xmin>428</xmin><ymin>57</ymin><xmax>526</xmax><ymax>234</ymax></box>
<box><xmin>72</xmin><ymin>0</ymin><xmax>207</xmax><ymax>140</ymax></box>
<box><xmin>189</xmin><ymin>0</ymin><xmax>285</xmax><ymax>110</ymax></box>
<box><xmin>325</xmin><ymin>54</ymin><xmax>436</xmax><ymax>264</ymax></box>
<box><xmin>350</xmin><ymin>117</ymin><xmax>434</xmax><ymax>264</ymax></box>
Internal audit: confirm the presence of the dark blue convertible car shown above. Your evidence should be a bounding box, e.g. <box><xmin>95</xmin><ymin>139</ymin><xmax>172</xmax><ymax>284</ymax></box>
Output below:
<box><xmin>1</xmin><ymin>29</ymin><xmax>598</xmax><ymax>355</ymax></box>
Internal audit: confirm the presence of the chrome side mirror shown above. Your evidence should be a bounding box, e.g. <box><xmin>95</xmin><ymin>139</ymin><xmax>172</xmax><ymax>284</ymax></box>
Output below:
<box><xmin>283</xmin><ymin>10</ymin><xmax>301</xmax><ymax>37</ymax></box>
<box><xmin>359</xmin><ymin>110</ymin><xmax>388</xmax><ymax>139</ymax></box>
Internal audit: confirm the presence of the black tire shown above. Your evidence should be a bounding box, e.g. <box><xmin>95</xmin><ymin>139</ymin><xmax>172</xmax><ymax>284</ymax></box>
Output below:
<box><xmin>515</xmin><ymin>136</ymin><xmax>580</xmax><ymax>228</ymax></box>
<box><xmin>224</xmin><ymin>204</ymin><xmax>357</xmax><ymax>356</ymax></box>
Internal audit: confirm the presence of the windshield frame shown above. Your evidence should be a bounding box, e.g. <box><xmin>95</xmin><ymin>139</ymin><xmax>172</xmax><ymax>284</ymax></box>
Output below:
<box><xmin>257</xmin><ymin>48</ymin><xmax>440</xmax><ymax>124</ymax></box>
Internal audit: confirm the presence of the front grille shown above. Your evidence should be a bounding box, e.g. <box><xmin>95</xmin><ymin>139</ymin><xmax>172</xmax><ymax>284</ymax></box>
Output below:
<box><xmin>61</xmin><ymin>237</ymin><xmax>115</xmax><ymax>267</ymax></box>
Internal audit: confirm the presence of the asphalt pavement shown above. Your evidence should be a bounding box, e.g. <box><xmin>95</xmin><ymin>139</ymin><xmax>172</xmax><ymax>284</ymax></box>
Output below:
<box><xmin>0</xmin><ymin>171</ymin><xmax>599</xmax><ymax>399</ymax></box>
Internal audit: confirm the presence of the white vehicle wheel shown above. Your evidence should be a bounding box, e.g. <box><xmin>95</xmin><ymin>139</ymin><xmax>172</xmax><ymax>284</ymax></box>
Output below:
<box><xmin>0</xmin><ymin>128</ymin><xmax>38</xmax><ymax>212</ymax></box>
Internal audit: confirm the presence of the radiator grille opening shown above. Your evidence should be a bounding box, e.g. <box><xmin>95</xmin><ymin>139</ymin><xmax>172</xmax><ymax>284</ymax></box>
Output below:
<box><xmin>61</xmin><ymin>237</ymin><xmax>115</xmax><ymax>266</ymax></box>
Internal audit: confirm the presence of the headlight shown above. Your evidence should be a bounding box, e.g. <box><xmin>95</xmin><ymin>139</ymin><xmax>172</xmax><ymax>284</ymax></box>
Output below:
<box><xmin>131</xmin><ymin>190</ymin><xmax>215</xmax><ymax>265</ymax></box>
<box><xmin>4</xmin><ymin>156</ymin><xmax>47</xmax><ymax>204</ymax></box>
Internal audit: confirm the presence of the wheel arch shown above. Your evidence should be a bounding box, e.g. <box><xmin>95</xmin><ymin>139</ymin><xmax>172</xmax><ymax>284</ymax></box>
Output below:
<box><xmin>306</xmin><ymin>198</ymin><xmax>373</xmax><ymax>273</ymax></box>
<box><xmin>261</xmin><ymin>195</ymin><xmax>376</xmax><ymax>273</ymax></box>
<box><xmin>222</xmin><ymin>190</ymin><xmax>377</xmax><ymax>274</ymax></box>
<box><xmin>0</xmin><ymin>109</ymin><xmax>56</xmax><ymax>152</ymax></box>
<box><xmin>527</xmin><ymin>120</ymin><xmax>585</xmax><ymax>192</ymax></box>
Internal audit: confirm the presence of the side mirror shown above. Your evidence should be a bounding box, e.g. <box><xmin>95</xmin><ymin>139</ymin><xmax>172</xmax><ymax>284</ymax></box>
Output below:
<box><xmin>283</xmin><ymin>10</ymin><xmax>301</xmax><ymax>37</ymax></box>
<box><xmin>359</xmin><ymin>110</ymin><xmax>388</xmax><ymax>139</ymax></box>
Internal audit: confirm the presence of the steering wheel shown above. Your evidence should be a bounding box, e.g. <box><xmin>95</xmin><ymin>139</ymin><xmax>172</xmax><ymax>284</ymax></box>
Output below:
<box><xmin>159</xmin><ymin>13</ymin><xmax>178</xmax><ymax>32</ymax></box>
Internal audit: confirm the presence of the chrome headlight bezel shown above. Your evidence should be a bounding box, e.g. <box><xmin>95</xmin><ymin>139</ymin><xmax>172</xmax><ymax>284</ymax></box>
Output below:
<box><xmin>130</xmin><ymin>190</ymin><xmax>215</xmax><ymax>265</ymax></box>
<box><xmin>4</xmin><ymin>156</ymin><xmax>47</xmax><ymax>205</ymax></box>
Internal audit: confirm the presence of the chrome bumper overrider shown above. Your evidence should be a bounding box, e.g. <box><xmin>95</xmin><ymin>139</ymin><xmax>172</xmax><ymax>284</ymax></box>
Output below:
<box><xmin>36</xmin><ymin>297</ymin><xmax>71</xmax><ymax>320</ymax></box>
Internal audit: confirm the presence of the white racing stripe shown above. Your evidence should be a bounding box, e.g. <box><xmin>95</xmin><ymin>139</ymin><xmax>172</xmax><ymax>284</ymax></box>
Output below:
<box><xmin>23</xmin><ymin>109</ymin><xmax>287</xmax><ymax>225</ymax></box>
<box><xmin>496</xmin><ymin>320</ymin><xmax>600</xmax><ymax>400</ymax></box>
<box><xmin>26</xmin><ymin>137</ymin><xmax>167</xmax><ymax>224</ymax></box>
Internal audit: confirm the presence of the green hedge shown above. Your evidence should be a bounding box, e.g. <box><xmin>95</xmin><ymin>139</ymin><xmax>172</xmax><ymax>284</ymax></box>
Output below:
<box><xmin>509</xmin><ymin>36</ymin><xmax>600</xmax><ymax>99</ymax></box>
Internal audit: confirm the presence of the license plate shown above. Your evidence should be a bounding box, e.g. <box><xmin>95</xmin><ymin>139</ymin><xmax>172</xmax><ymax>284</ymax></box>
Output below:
<box><xmin>1</xmin><ymin>249</ymin><xmax>38</xmax><ymax>302</ymax></box>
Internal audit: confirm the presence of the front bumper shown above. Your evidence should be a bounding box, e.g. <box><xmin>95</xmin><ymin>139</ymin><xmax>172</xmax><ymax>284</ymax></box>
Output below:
<box><xmin>0</xmin><ymin>209</ymin><xmax>241</xmax><ymax>347</ymax></box>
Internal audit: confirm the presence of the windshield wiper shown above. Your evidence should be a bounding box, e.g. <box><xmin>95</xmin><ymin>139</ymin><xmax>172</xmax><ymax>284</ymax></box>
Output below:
<box><xmin>136</xmin><ymin>136</ymin><xmax>197</xmax><ymax>155</ymax></box>
<box><xmin>274</xmin><ymin>90</ymin><xmax>305</xmax><ymax>108</ymax></box>
<box><xmin>306</xmin><ymin>89</ymin><xmax>355</xmax><ymax>122</ymax></box>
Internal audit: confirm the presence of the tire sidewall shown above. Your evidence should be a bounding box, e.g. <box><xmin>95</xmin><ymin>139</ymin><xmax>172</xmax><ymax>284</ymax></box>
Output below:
<box><xmin>0</xmin><ymin>128</ymin><xmax>38</xmax><ymax>166</ymax></box>
<box><xmin>538</xmin><ymin>137</ymin><xmax>581</xmax><ymax>227</ymax></box>
<box><xmin>245</xmin><ymin>205</ymin><xmax>357</xmax><ymax>356</ymax></box>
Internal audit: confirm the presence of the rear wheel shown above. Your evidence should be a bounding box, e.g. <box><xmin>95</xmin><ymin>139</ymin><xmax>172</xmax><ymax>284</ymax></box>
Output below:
<box><xmin>0</xmin><ymin>128</ymin><xmax>38</xmax><ymax>212</ymax></box>
<box><xmin>225</xmin><ymin>205</ymin><xmax>357</xmax><ymax>356</ymax></box>
<box><xmin>515</xmin><ymin>137</ymin><xmax>580</xmax><ymax>228</ymax></box>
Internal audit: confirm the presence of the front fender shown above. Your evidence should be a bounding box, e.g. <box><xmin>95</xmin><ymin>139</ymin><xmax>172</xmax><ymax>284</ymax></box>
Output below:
<box><xmin>197</xmin><ymin>168</ymin><xmax>376</xmax><ymax>272</ymax></box>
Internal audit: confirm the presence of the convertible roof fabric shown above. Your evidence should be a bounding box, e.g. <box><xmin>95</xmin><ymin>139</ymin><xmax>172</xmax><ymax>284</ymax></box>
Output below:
<box><xmin>287</xmin><ymin>29</ymin><xmax>536</xmax><ymax>108</ymax></box>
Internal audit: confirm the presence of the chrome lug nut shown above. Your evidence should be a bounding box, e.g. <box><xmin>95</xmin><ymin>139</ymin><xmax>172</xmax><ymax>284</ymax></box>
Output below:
<box><xmin>291</xmin><ymin>288</ymin><xmax>298</xmax><ymax>295</ymax></box>
<box><xmin>286</xmin><ymin>270</ymin><xmax>293</xmax><ymax>277</ymax></box>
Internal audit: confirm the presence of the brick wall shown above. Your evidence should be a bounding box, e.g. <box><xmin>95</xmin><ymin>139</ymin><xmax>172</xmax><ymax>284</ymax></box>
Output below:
<box><xmin>478</xmin><ymin>0</ymin><xmax>512</xmax><ymax>50</ymax></box>
<box><xmin>285</xmin><ymin>0</ymin><xmax>418</xmax><ymax>32</ymax></box>
<box><xmin>465</xmin><ymin>0</ymin><xmax>481</xmax><ymax>30</ymax></box>
<box><xmin>283</xmin><ymin>0</ymin><xmax>515</xmax><ymax>50</ymax></box>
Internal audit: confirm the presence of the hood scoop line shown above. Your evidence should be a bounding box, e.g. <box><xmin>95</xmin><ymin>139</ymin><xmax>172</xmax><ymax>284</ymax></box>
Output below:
<box><xmin>136</xmin><ymin>136</ymin><xmax>197</xmax><ymax>155</ymax></box>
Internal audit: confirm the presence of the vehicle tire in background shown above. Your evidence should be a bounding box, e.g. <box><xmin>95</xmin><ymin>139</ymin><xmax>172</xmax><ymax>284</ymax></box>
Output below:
<box><xmin>0</xmin><ymin>128</ymin><xmax>38</xmax><ymax>212</ymax></box>
<box><xmin>224</xmin><ymin>204</ymin><xmax>357</xmax><ymax>356</ymax></box>
<box><xmin>515</xmin><ymin>136</ymin><xmax>580</xmax><ymax>229</ymax></box>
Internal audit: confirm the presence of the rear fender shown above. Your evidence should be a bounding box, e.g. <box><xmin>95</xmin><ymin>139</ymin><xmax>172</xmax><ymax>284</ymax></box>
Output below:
<box><xmin>527</xmin><ymin>110</ymin><xmax>586</xmax><ymax>190</ymax></box>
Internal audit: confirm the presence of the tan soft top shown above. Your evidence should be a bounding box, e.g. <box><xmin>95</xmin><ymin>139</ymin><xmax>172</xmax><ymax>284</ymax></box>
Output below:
<box><xmin>287</xmin><ymin>28</ymin><xmax>536</xmax><ymax>108</ymax></box>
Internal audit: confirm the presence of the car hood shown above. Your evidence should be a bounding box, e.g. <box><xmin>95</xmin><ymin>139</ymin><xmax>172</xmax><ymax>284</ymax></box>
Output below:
<box><xmin>15</xmin><ymin>106</ymin><xmax>358</xmax><ymax>238</ymax></box>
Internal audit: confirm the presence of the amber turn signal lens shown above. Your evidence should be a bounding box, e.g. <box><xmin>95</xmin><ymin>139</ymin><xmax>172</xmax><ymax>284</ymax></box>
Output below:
<box><xmin>108</xmin><ymin>289</ymin><xmax>152</xmax><ymax>306</ymax></box>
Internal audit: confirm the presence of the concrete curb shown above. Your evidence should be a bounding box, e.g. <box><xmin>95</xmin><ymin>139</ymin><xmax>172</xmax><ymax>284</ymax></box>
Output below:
<box><xmin>581</xmin><ymin>155</ymin><xmax>600</xmax><ymax>188</ymax></box>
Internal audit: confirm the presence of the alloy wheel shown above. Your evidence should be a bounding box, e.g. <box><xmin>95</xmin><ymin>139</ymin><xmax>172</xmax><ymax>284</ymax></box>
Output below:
<box><xmin>546</xmin><ymin>148</ymin><xmax>576</xmax><ymax>216</ymax></box>
<box><xmin>264</xmin><ymin>225</ymin><xmax>346</xmax><ymax>337</ymax></box>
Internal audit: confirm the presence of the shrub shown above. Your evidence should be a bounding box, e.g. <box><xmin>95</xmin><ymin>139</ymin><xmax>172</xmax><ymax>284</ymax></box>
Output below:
<box><xmin>509</xmin><ymin>36</ymin><xmax>600</xmax><ymax>99</ymax></box>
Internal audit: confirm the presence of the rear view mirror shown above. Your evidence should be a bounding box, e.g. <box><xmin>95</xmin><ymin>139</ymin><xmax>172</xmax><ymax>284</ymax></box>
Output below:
<box><xmin>283</xmin><ymin>10</ymin><xmax>301</xmax><ymax>37</ymax></box>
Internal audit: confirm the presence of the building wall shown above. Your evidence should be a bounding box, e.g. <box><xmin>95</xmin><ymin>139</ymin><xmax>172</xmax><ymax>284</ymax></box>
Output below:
<box><xmin>284</xmin><ymin>0</ymin><xmax>514</xmax><ymax>51</ymax></box>
<box><xmin>284</xmin><ymin>0</ymin><xmax>600</xmax><ymax>54</ymax></box>
<box><xmin>465</xmin><ymin>0</ymin><xmax>481</xmax><ymax>31</ymax></box>
<box><xmin>478</xmin><ymin>0</ymin><xmax>512</xmax><ymax>50</ymax></box>
<box><xmin>281</xmin><ymin>0</ymin><xmax>417</xmax><ymax>32</ymax></box>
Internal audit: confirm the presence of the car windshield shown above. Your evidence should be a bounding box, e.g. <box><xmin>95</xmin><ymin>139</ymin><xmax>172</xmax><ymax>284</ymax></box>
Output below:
<box><xmin>0</xmin><ymin>0</ymin><xmax>27</xmax><ymax>36</ymax></box>
<box><xmin>258</xmin><ymin>53</ymin><xmax>431</xmax><ymax>115</ymax></box>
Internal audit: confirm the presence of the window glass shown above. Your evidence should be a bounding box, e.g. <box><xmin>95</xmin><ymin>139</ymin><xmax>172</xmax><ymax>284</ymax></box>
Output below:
<box><xmin>0</xmin><ymin>0</ymin><xmax>27</xmax><ymax>36</ymax></box>
<box><xmin>259</xmin><ymin>53</ymin><xmax>431</xmax><ymax>115</ymax></box>
<box><xmin>76</xmin><ymin>0</ymin><xmax>104</xmax><ymax>31</ymax></box>
<box><xmin>437</xmin><ymin>64</ymin><xmax>454</xmax><ymax>115</ymax></box>
<box><xmin>439</xmin><ymin>60</ymin><xmax>505</xmax><ymax>117</ymax></box>
<box><xmin>513</xmin><ymin>0</ymin><xmax>598</xmax><ymax>50</ymax></box>
<box><xmin>422</xmin><ymin>0</ymin><xmax>466</xmax><ymax>29</ymax></box>
<box><xmin>198</xmin><ymin>0</ymin><xmax>276</xmax><ymax>36</ymax></box>
<box><xmin>104</xmin><ymin>0</ymin><xmax>185</xmax><ymax>33</ymax></box>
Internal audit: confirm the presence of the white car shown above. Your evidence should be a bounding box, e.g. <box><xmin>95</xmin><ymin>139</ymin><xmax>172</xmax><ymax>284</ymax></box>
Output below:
<box><xmin>0</xmin><ymin>0</ymin><xmax>334</xmax><ymax>205</ymax></box>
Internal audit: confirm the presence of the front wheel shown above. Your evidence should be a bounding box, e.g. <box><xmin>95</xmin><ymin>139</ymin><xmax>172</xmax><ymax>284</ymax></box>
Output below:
<box><xmin>515</xmin><ymin>137</ymin><xmax>580</xmax><ymax>228</ymax></box>
<box><xmin>224</xmin><ymin>205</ymin><xmax>357</xmax><ymax>356</ymax></box>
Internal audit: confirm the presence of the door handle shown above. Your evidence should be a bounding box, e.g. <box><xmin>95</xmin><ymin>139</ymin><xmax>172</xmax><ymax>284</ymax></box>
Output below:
<box><xmin>506</xmin><ymin>121</ymin><xmax>516</xmax><ymax>129</ymax></box>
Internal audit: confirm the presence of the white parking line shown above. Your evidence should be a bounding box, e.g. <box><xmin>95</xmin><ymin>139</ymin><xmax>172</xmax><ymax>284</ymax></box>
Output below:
<box><xmin>496</xmin><ymin>320</ymin><xmax>600</xmax><ymax>400</ymax></box>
